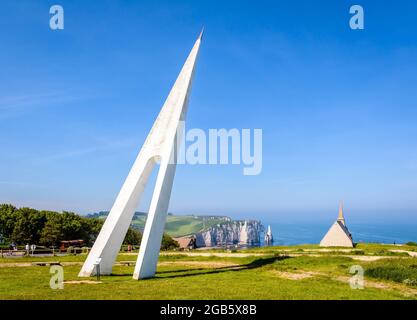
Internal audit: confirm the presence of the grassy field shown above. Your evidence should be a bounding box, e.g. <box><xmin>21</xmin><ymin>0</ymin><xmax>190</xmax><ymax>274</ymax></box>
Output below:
<box><xmin>0</xmin><ymin>244</ymin><xmax>416</xmax><ymax>300</ymax></box>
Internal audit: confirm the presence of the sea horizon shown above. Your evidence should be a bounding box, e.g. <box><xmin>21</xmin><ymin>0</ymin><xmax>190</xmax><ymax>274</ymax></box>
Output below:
<box><xmin>165</xmin><ymin>211</ymin><xmax>417</xmax><ymax>246</ymax></box>
<box><xmin>261</xmin><ymin>221</ymin><xmax>417</xmax><ymax>246</ymax></box>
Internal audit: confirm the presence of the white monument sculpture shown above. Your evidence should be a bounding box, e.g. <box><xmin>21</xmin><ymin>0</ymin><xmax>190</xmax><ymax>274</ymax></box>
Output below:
<box><xmin>79</xmin><ymin>31</ymin><xmax>203</xmax><ymax>279</ymax></box>
<box><xmin>320</xmin><ymin>202</ymin><xmax>354</xmax><ymax>247</ymax></box>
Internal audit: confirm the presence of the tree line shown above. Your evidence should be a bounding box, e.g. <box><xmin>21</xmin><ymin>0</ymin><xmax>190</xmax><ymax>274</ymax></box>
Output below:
<box><xmin>0</xmin><ymin>204</ymin><xmax>178</xmax><ymax>250</ymax></box>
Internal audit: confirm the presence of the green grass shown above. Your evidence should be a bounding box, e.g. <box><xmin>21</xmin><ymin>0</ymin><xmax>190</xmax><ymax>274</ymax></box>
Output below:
<box><xmin>365</xmin><ymin>258</ymin><xmax>417</xmax><ymax>286</ymax></box>
<box><xmin>0</xmin><ymin>257</ymin><xmax>410</xmax><ymax>300</ymax></box>
<box><xmin>243</xmin><ymin>243</ymin><xmax>417</xmax><ymax>255</ymax></box>
<box><xmin>1</xmin><ymin>244</ymin><xmax>416</xmax><ymax>300</ymax></box>
<box><xmin>356</xmin><ymin>243</ymin><xmax>417</xmax><ymax>252</ymax></box>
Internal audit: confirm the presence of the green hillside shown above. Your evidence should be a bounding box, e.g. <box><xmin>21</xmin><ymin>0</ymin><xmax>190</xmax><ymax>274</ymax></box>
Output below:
<box><xmin>131</xmin><ymin>215</ymin><xmax>228</xmax><ymax>237</ymax></box>
<box><xmin>91</xmin><ymin>212</ymin><xmax>228</xmax><ymax>238</ymax></box>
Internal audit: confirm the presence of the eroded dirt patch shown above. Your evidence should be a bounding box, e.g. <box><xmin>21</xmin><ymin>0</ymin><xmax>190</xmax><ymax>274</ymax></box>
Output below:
<box><xmin>64</xmin><ymin>280</ymin><xmax>102</xmax><ymax>284</ymax></box>
<box><xmin>271</xmin><ymin>270</ymin><xmax>320</xmax><ymax>280</ymax></box>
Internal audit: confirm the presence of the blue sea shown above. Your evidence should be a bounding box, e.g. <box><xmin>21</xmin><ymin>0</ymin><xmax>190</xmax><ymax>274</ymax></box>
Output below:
<box><xmin>260</xmin><ymin>221</ymin><xmax>417</xmax><ymax>246</ymax></box>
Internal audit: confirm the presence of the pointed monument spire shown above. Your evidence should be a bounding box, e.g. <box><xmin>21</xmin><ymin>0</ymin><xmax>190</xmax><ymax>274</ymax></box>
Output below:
<box><xmin>198</xmin><ymin>27</ymin><xmax>204</xmax><ymax>41</ymax></box>
<box><xmin>337</xmin><ymin>201</ymin><xmax>345</xmax><ymax>225</ymax></box>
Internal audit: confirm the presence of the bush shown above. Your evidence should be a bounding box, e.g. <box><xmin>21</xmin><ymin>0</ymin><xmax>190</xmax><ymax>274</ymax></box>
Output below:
<box><xmin>161</xmin><ymin>234</ymin><xmax>179</xmax><ymax>250</ymax></box>
<box><xmin>123</xmin><ymin>228</ymin><xmax>142</xmax><ymax>245</ymax></box>
<box><xmin>403</xmin><ymin>279</ymin><xmax>417</xmax><ymax>286</ymax></box>
<box><xmin>406</xmin><ymin>242</ymin><xmax>417</xmax><ymax>247</ymax></box>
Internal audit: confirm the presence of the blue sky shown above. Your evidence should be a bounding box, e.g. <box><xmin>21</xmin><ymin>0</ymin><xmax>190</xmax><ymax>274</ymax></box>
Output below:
<box><xmin>1</xmin><ymin>0</ymin><xmax>417</xmax><ymax>223</ymax></box>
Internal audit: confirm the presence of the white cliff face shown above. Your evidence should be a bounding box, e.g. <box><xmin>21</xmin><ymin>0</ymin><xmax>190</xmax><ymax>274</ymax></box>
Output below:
<box><xmin>195</xmin><ymin>220</ymin><xmax>263</xmax><ymax>247</ymax></box>
<box><xmin>264</xmin><ymin>225</ymin><xmax>273</xmax><ymax>244</ymax></box>
<box><xmin>239</xmin><ymin>221</ymin><xmax>249</xmax><ymax>244</ymax></box>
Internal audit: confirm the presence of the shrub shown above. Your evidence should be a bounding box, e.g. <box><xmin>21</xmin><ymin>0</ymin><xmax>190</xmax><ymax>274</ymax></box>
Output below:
<box><xmin>161</xmin><ymin>234</ymin><xmax>179</xmax><ymax>250</ymax></box>
<box><xmin>403</xmin><ymin>279</ymin><xmax>417</xmax><ymax>286</ymax></box>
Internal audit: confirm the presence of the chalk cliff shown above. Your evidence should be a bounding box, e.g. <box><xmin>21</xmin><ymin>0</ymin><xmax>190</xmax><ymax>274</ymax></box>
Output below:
<box><xmin>195</xmin><ymin>220</ymin><xmax>263</xmax><ymax>247</ymax></box>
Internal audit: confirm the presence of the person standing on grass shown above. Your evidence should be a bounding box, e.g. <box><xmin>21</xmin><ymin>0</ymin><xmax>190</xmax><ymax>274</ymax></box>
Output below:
<box><xmin>30</xmin><ymin>244</ymin><xmax>36</xmax><ymax>256</ymax></box>
<box><xmin>25</xmin><ymin>243</ymin><xmax>30</xmax><ymax>256</ymax></box>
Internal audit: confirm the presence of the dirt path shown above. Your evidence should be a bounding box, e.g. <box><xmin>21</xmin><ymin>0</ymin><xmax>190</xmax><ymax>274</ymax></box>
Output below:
<box><xmin>160</xmin><ymin>251</ymin><xmax>416</xmax><ymax>260</ymax></box>
<box><xmin>159</xmin><ymin>261</ymin><xmax>241</xmax><ymax>268</ymax></box>
<box><xmin>0</xmin><ymin>252</ymin><xmax>405</xmax><ymax>268</ymax></box>
<box><xmin>160</xmin><ymin>252</ymin><xmax>267</xmax><ymax>258</ymax></box>
<box><xmin>0</xmin><ymin>262</ymin><xmax>84</xmax><ymax>268</ymax></box>
<box><xmin>390</xmin><ymin>250</ymin><xmax>417</xmax><ymax>257</ymax></box>
<box><xmin>0</xmin><ymin>260</ymin><xmax>240</xmax><ymax>269</ymax></box>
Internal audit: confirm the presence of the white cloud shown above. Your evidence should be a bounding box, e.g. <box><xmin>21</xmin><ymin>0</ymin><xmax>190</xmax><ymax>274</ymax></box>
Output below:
<box><xmin>0</xmin><ymin>91</ymin><xmax>82</xmax><ymax>120</ymax></box>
